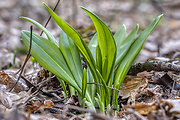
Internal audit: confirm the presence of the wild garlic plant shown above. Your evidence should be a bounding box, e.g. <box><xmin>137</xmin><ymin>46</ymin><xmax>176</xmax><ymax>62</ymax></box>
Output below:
<box><xmin>21</xmin><ymin>3</ymin><xmax>162</xmax><ymax>112</ymax></box>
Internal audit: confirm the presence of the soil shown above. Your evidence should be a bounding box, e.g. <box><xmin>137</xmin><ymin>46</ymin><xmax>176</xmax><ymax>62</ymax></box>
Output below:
<box><xmin>1</xmin><ymin>0</ymin><xmax>180</xmax><ymax>119</ymax></box>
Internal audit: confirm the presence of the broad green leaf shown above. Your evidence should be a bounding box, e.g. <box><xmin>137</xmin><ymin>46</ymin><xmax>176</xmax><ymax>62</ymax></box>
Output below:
<box><xmin>113</xmin><ymin>14</ymin><xmax>162</xmax><ymax>106</ymax></box>
<box><xmin>20</xmin><ymin>17</ymin><xmax>58</xmax><ymax>46</ymax></box>
<box><xmin>96</xmin><ymin>45</ymin><xmax>102</xmax><ymax>74</ymax></box>
<box><xmin>88</xmin><ymin>33</ymin><xmax>98</xmax><ymax>60</ymax></box>
<box><xmin>59</xmin><ymin>31</ymin><xmax>83</xmax><ymax>88</ymax></box>
<box><xmin>114</xmin><ymin>24</ymin><xmax>126</xmax><ymax>48</ymax></box>
<box><xmin>115</xmin><ymin>14</ymin><xmax>163</xmax><ymax>88</ymax></box>
<box><xmin>82</xmin><ymin>68</ymin><xmax>87</xmax><ymax>99</ymax></box>
<box><xmin>87</xmin><ymin>68</ymin><xmax>96</xmax><ymax>102</ymax></box>
<box><xmin>81</xmin><ymin>6</ymin><xmax>116</xmax><ymax>82</ymax></box>
<box><xmin>115</xmin><ymin>24</ymin><xmax>139</xmax><ymax>66</ymax></box>
<box><xmin>21</xmin><ymin>31</ymin><xmax>81</xmax><ymax>92</ymax></box>
<box><xmin>22</xmin><ymin>30</ymin><xmax>94</xmax><ymax>105</ymax></box>
<box><xmin>96</xmin><ymin>69</ymin><xmax>108</xmax><ymax>94</ymax></box>
<box><xmin>43</xmin><ymin>3</ymin><xmax>98</xmax><ymax>82</ymax></box>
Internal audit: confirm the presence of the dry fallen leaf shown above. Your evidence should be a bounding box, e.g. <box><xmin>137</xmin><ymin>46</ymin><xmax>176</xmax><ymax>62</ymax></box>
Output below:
<box><xmin>122</xmin><ymin>100</ymin><xmax>173</xmax><ymax>116</ymax></box>
<box><xmin>0</xmin><ymin>90</ymin><xmax>12</xmax><ymax>108</ymax></box>
<box><xmin>163</xmin><ymin>99</ymin><xmax>180</xmax><ymax>114</ymax></box>
<box><xmin>26</xmin><ymin>100</ymin><xmax>54</xmax><ymax>115</ymax></box>
<box><xmin>119</xmin><ymin>75</ymin><xmax>147</xmax><ymax>99</ymax></box>
<box><xmin>0</xmin><ymin>71</ymin><xmax>27</xmax><ymax>92</ymax></box>
<box><xmin>43</xmin><ymin>100</ymin><xmax>54</xmax><ymax>109</ymax></box>
<box><xmin>66</xmin><ymin>95</ymin><xmax>80</xmax><ymax>107</ymax></box>
<box><xmin>123</xmin><ymin>103</ymin><xmax>157</xmax><ymax>115</ymax></box>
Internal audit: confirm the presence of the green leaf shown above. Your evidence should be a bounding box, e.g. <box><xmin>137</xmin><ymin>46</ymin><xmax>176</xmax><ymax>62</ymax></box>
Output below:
<box><xmin>81</xmin><ymin>6</ymin><xmax>116</xmax><ymax>82</ymax></box>
<box><xmin>57</xmin><ymin>77</ymin><xmax>67</xmax><ymax>96</ymax></box>
<box><xmin>115</xmin><ymin>14</ymin><xmax>163</xmax><ymax>88</ymax></box>
<box><xmin>115</xmin><ymin>24</ymin><xmax>139</xmax><ymax>66</ymax></box>
<box><xmin>21</xmin><ymin>31</ymin><xmax>81</xmax><ymax>92</ymax></box>
<box><xmin>114</xmin><ymin>25</ymin><xmax>126</xmax><ymax>49</ymax></box>
<box><xmin>20</xmin><ymin>17</ymin><xmax>58</xmax><ymax>46</ymax></box>
<box><xmin>59</xmin><ymin>31</ymin><xmax>83</xmax><ymax>88</ymax></box>
<box><xmin>43</xmin><ymin>3</ymin><xmax>98</xmax><ymax>84</ymax></box>
<box><xmin>96</xmin><ymin>94</ymin><xmax>105</xmax><ymax>113</ymax></box>
<box><xmin>82</xmin><ymin>68</ymin><xmax>87</xmax><ymax>99</ymax></box>
<box><xmin>96</xmin><ymin>45</ymin><xmax>102</xmax><ymax>74</ymax></box>
<box><xmin>88</xmin><ymin>33</ymin><xmax>98</xmax><ymax>60</ymax></box>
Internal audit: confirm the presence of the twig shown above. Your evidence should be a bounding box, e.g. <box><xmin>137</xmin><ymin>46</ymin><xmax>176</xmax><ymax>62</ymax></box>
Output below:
<box><xmin>40</xmin><ymin>0</ymin><xmax>61</xmax><ymax>36</ymax></box>
<box><xmin>20</xmin><ymin>76</ymin><xmax>56</xmax><ymax>97</ymax></box>
<box><xmin>87</xmin><ymin>82</ymin><xmax>120</xmax><ymax>92</ymax></box>
<box><xmin>35</xmin><ymin>75</ymin><xmax>56</xmax><ymax>87</ymax></box>
<box><xmin>9</xmin><ymin>26</ymin><xmax>33</xmax><ymax>92</ymax></box>
<box><xmin>128</xmin><ymin>59</ymin><xmax>180</xmax><ymax>75</ymax></box>
<box><xmin>54</xmin><ymin>104</ymin><xmax>95</xmax><ymax>113</ymax></box>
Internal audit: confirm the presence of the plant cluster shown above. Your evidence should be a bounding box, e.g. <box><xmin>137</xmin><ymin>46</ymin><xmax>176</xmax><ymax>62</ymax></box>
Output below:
<box><xmin>21</xmin><ymin>3</ymin><xmax>162</xmax><ymax>112</ymax></box>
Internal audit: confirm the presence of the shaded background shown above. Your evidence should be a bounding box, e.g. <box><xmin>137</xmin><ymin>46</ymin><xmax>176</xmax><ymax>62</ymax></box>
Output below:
<box><xmin>1</xmin><ymin>0</ymin><xmax>180</xmax><ymax>69</ymax></box>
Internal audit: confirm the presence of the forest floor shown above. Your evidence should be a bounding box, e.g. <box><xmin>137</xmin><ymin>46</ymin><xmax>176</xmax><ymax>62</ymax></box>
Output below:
<box><xmin>1</xmin><ymin>0</ymin><xmax>180</xmax><ymax>119</ymax></box>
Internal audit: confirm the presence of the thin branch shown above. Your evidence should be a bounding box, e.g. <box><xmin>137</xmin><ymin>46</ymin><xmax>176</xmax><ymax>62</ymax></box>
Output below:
<box><xmin>40</xmin><ymin>0</ymin><xmax>61</xmax><ymax>36</ymax></box>
<box><xmin>9</xmin><ymin>26</ymin><xmax>33</xmax><ymax>92</ymax></box>
<box><xmin>87</xmin><ymin>82</ymin><xmax>120</xmax><ymax>92</ymax></box>
<box><xmin>128</xmin><ymin>59</ymin><xmax>180</xmax><ymax>75</ymax></box>
<box><xmin>54</xmin><ymin>104</ymin><xmax>95</xmax><ymax>113</ymax></box>
<box><xmin>35</xmin><ymin>75</ymin><xmax>56</xmax><ymax>87</ymax></box>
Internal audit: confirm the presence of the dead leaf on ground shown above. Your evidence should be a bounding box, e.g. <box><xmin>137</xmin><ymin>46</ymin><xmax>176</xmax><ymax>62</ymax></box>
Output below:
<box><xmin>122</xmin><ymin>100</ymin><xmax>172</xmax><ymax>116</ymax></box>
<box><xmin>0</xmin><ymin>90</ymin><xmax>29</xmax><ymax>109</ymax></box>
<box><xmin>0</xmin><ymin>90</ymin><xmax>12</xmax><ymax>108</ymax></box>
<box><xmin>163</xmin><ymin>99</ymin><xmax>180</xmax><ymax>114</ymax></box>
<box><xmin>152</xmin><ymin>73</ymin><xmax>180</xmax><ymax>90</ymax></box>
<box><xmin>65</xmin><ymin>95</ymin><xmax>80</xmax><ymax>107</ymax></box>
<box><xmin>26</xmin><ymin>100</ymin><xmax>54</xmax><ymax>115</ymax></box>
<box><xmin>0</xmin><ymin>71</ymin><xmax>27</xmax><ymax>92</ymax></box>
<box><xmin>119</xmin><ymin>76</ymin><xmax>147</xmax><ymax>99</ymax></box>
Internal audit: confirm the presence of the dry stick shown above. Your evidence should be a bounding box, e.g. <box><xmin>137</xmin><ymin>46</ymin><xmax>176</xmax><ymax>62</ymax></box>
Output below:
<box><xmin>20</xmin><ymin>76</ymin><xmax>57</xmax><ymax>97</ymax></box>
<box><xmin>40</xmin><ymin>0</ymin><xmax>61</xmax><ymax>36</ymax></box>
<box><xmin>128</xmin><ymin>59</ymin><xmax>180</xmax><ymax>75</ymax></box>
<box><xmin>9</xmin><ymin>26</ymin><xmax>33</xmax><ymax>92</ymax></box>
<box><xmin>55</xmin><ymin>104</ymin><xmax>95</xmax><ymax>113</ymax></box>
<box><xmin>35</xmin><ymin>75</ymin><xmax>56</xmax><ymax>87</ymax></box>
<box><xmin>87</xmin><ymin>82</ymin><xmax>120</xmax><ymax>92</ymax></box>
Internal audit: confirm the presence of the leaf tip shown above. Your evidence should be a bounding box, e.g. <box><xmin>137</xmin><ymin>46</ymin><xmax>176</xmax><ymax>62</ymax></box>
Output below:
<box><xmin>80</xmin><ymin>6</ymin><xmax>86</xmax><ymax>10</ymax></box>
<box><xmin>136</xmin><ymin>24</ymin><xmax>139</xmax><ymax>28</ymax></box>
<box><xmin>43</xmin><ymin>2</ymin><xmax>49</xmax><ymax>9</ymax></box>
<box><xmin>19</xmin><ymin>16</ymin><xmax>26</xmax><ymax>20</ymax></box>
